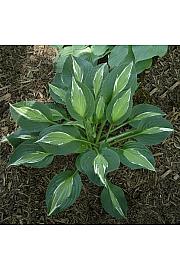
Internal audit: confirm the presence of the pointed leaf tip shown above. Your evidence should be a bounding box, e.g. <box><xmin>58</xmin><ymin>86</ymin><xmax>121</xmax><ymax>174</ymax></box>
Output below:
<box><xmin>113</xmin><ymin>62</ymin><xmax>133</xmax><ymax>97</ymax></box>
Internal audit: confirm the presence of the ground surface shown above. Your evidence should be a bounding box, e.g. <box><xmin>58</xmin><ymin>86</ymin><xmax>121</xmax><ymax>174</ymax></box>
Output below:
<box><xmin>0</xmin><ymin>45</ymin><xmax>179</xmax><ymax>225</ymax></box>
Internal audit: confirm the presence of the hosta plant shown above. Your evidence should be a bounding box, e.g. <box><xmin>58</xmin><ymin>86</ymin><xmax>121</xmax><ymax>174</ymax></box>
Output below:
<box><xmin>5</xmin><ymin>57</ymin><xmax>173</xmax><ymax>219</ymax></box>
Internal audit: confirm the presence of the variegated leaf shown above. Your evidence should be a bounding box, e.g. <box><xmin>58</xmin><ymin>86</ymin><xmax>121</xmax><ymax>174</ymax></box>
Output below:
<box><xmin>48</xmin><ymin>174</ymin><xmax>74</xmax><ymax>215</ymax></box>
<box><xmin>36</xmin><ymin>131</ymin><xmax>77</xmax><ymax>145</ymax></box>
<box><xmin>96</xmin><ymin>96</ymin><xmax>105</xmax><ymax>121</ymax></box>
<box><xmin>131</xmin><ymin>111</ymin><xmax>165</xmax><ymax>122</ymax></box>
<box><xmin>123</xmin><ymin>148</ymin><xmax>155</xmax><ymax>171</ymax></box>
<box><xmin>9</xmin><ymin>151</ymin><xmax>51</xmax><ymax>166</ymax></box>
<box><xmin>108</xmin><ymin>186</ymin><xmax>125</xmax><ymax>217</ymax></box>
<box><xmin>10</xmin><ymin>105</ymin><xmax>52</xmax><ymax>123</ymax></box>
<box><xmin>94</xmin><ymin>154</ymin><xmax>108</xmax><ymax>186</ymax></box>
<box><xmin>72</xmin><ymin>57</ymin><xmax>83</xmax><ymax>82</ymax></box>
<box><xmin>49</xmin><ymin>84</ymin><xmax>66</xmax><ymax>103</ymax></box>
<box><xmin>71</xmin><ymin>77</ymin><xmax>87</xmax><ymax>117</ymax></box>
<box><xmin>113</xmin><ymin>62</ymin><xmax>133</xmax><ymax>97</ymax></box>
<box><xmin>93</xmin><ymin>64</ymin><xmax>105</xmax><ymax>97</ymax></box>
<box><xmin>141</xmin><ymin>127</ymin><xmax>173</xmax><ymax>135</ymax></box>
<box><xmin>111</xmin><ymin>88</ymin><xmax>131</xmax><ymax>122</ymax></box>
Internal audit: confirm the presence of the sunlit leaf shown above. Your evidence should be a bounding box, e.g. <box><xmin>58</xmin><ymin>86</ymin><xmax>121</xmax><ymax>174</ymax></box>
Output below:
<box><xmin>96</xmin><ymin>96</ymin><xmax>105</xmax><ymax>121</ymax></box>
<box><xmin>111</xmin><ymin>88</ymin><xmax>131</xmax><ymax>122</ymax></box>
<box><xmin>93</xmin><ymin>64</ymin><xmax>105</xmax><ymax>97</ymax></box>
<box><xmin>9</xmin><ymin>151</ymin><xmax>51</xmax><ymax>166</ymax></box>
<box><xmin>113</xmin><ymin>62</ymin><xmax>133</xmax><ymax>97</ymax></box>
<box><xmin>49</xmin><ymin>83</ymin><xmax>66</xmax><ymax>104</ymax></box>
<box><xmin>36</xmin><ymin>131</ymin><xmax>77</xmax><ymax>146</ymax></box>
<box><xmin>94</xmin><ymin>154</ymin><xmax>108</xmax><ymax>186</ymax></box>
<box><xmin>101</xmin><ymin>182</ymin><xmax>127</xmax><ymax>219</ymax></box>
<box><xmin>72</xmin><ymin>57</ymin><xmax>83</xmax><ymax>82</ymax></box>
<box><xmin>46</xmin><ymin>170</ymin><xmax>82</xmax><ymax>215</ymax></box>
<box><xmin>10</xmin><ymin>104</ymin><xmax>52</xmax><ymax>123</ymax></box>
<box><xmin>71</xmin><ymin>77</ymin><xmax>87</xmax><ymax>117</ymax></box>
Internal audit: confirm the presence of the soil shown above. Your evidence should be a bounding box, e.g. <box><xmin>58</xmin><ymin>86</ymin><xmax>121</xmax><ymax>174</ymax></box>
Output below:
<box><xmin>0</xmin><ymin>45</ymin><xmax>179</xmax><ymax>225</ymax></box>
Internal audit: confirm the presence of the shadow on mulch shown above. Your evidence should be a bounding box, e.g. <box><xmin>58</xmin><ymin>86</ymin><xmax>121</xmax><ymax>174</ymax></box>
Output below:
<box><xmin>0</xmin><ymin>45</ymin><xmax>180</xmax><ymax>225</ymax></box>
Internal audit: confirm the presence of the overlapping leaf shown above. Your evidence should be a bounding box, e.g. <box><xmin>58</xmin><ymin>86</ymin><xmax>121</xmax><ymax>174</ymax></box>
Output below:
<box><xmin>49</xmin><ymin>83</ymin><xmax>66</xmax><ymax>104</ymax></box>
<box><xmin>129</xmin><ymin>104</ymin><xmax>165</xmax><ymax>127</ymax></box>
<box><xmin>78</xmin><ymin>148</ymin><xmax>120</xmax><ymax>186</ymax></box>
<box><xmin>93</xmin><ymin>64</ymin><xmax>106</xmax><ymax>97</ymax></box>
<box><xmin>46</xmin><ymin>170</ymin><xmax>82</xmax><ymax>215</ymax></box>
<box><xmin>101</xmin><ymin>181</ymin><xmax>127</xmax><ymax>219</ymax></box>
<box><xmin>106</xmin><ymin>88</ymin><xmax>132</xmax><ymax>124</ymax></box>
<box><xmin>113</xmin><ymin>62</ymin><xmax>133</xmax><ymax>97</ymax></box>
<box><xmin>10</xmin><ymin>101</ymin><xmax>55</xmax><ymax>132</ymax></box>
<box><xmin>94</xmin><ymin>154</ymin><xmax>108</xmax><ymax>186</ymax></box>
<box><xmin>135</xmin><ymin>117</ymin><xmax>173</xmax><ymax>145</ymax></box>
<box><xmin>37</xmin><ymin>124</ymin><xmax>88</xmax><ymax>155</ymax></box>
<box><xmin>8</xmin><ymin>141</ymin><xmax>54</xmax><ymax>168</ymax></box>
<box><xmin>116</xmin><ymin>141</ymin><xmax>155</xmax><ymax>170</ymax></box>
<box><xmin>132</xmin><ymin>45</ymin><xmax>168</xmax><ymax>63</ymax></box>
<box><xmin>95</xmin><ymin>96</ymin><xmax>105</xmax><ymax>121</ymax></box>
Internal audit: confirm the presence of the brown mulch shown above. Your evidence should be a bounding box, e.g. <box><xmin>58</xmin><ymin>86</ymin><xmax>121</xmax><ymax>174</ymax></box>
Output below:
<box><xmin>0</xmin><ymin>45</ymin><xmax>179</xmax><ymax>225</ymax></box>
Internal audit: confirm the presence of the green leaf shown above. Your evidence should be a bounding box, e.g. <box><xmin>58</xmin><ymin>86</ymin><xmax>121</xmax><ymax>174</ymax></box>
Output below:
<box><xmin>135</xmin><ymin>58</ymin><xmax>152</xmax><ymax>74</ymax></box>
<box><xmin>63</xmin><ymin>120</ymin><xmax>85</xmax><ymax>129</ymax></box>
<box><xmin>66</xmin><ymin>81</ymin><xmax>95</xmax><ymax>121</ymax></box>
<box><xmin>5</xmin><ymin>128</ymin><xmax>38</xmax><ymax>148</ymax></box>
<box><xmin>140</xmin><ymin>127</ymin><xmax>173</xmax><ymax>134</ymax></box>
<box><xmin>101</xmin><ymin>181</ymin><xmax>127</xmax><ymax>219</ymax></box>
<box><xmin>37</xmin><ymin>125</ymin><xmax>88</xmax><ymax>155</ymax></box>
<box><xmin>94</xmin><ymin>154</ymin><xmax>108</xmax><ymax>186</ymax></box>
<box><xmin>111</xmin><ymin>88</ymin><xmax>132</xmax><ymax>123</ymax></box>
<box><xmin>132</xmin><ymin>45</ymin><xmax>168</xmax><ymax>63</ymax></box>
<box><xmin>132</xmin><ymin>112</ymin><xmax>164</xmax><ymax>122</ymax></box>
<box><xmin>72</xmin><ymin>57</ymin><xmax>83</xmax><ymax>82</ymax></box>
<box><xmin>101</xmin><ymin>62</ymin><xmax>137</xmax><ymax>103</ymax></box>
<box><xmin>135</xmin><ymin>117</ymin><xmax>173</xmax><ymax>145</ymax></box>
<box><xmin>113</xmin><ymin>62</ymin><xmax>133</xmax><ymax>97</ymax></box>
<box><xmin>10</xmin><ymin>101</ymin><xmax>54</xmax><ymax>132</ymax></box>
<box><xmin>9</xmin><ymin>151</ymin><xmax>51</xmax><ymax>166</ymax></box>
<box><xmin>79</xmin><ymin>150</ymin><xmax>103</xmax><ymax>186</ymax></box>
<box><xmin>46</xmin><ymin>103</ymin><xmax>66</xmax><ymax>122</ymax></box>
<box><xmin>49</xmin><ymin>83</ymin><xmax>66</xmax><ymax>104</ymax></box>
<box><xmin>96</xmin><ymin>96</ymin><xmax>105</xmax><ymax>121</ymax></box>
<box><xmin>93</xmin><ymin>64</ymin><xmax>105</xmax><ymax>97</ymax></box>
<box><xmin>108</xmin><ymin>46</ymin><xmax>129</xmax><ymax>69</ymax></box>
<box><xmin>36</xmin><ymin>131</ymin><xmax>77</xmax><ymax>146</ymax></box>
<box><xmin>46</xmin><ymin>170</ymin><xmax>82</xmax><ymax>215</ymax></box>
<box><xmin>129</xmin><ymin>104</ymin><xmax>165</xmax><ymax>127</ymax></box>
<box><xmin>61</xmin><ymin>56</ymin><xmax>93</xmax><ymax>89</ymax></box>
<box><xmin>79</xmin><ymin>148</ymin><xmax>120</xmax><ymax>186</ymax></box>
<box><xmin>10</xmin><ymin>104</ymin><xmax>52</xmax><ymax>123</ymax></box>
<box><xmin>8</xmin><ymin>141</ymin><xmax>54</xmax><ymax>168</ymax></box>
<box><xmin>101</xmin><ymin>147</ymin><xmax>120</xmax><ymax>172</ymax></box>
<box><xmin>55</xmin><ymin>46</ymin><xmax>90</xmax><ymax>73</ymax></box>
<box><xmin>91</xmin><ymin>45</ymin><xmax>109</xmax><ymax>56</ymax></box>
<box><xmin>117</xmin><ymin>141</ymin><xmax>155</xmax><ymax>171</ymax></box>
<box><xmin>71</xmin><ymin>77</ymin><xmax>87</xmax><ymax>117</ymax></box>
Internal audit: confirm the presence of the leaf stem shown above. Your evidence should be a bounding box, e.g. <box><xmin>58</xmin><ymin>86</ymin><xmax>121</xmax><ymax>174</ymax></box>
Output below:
<box><xmin>101</xmin><ymin>130</ymin><xmax>140</xmax><ymax>145</ymax></box>
<box><xmin>77</xmin><ymin>139</ymin><xmax>97</xmax><ymax>147</ymax></box>
<box><xmin>95</xmin><ymin>120</ymin><xmax>106</xmax><ymax>144</ymax></box>
<box><xmin>110</xmin><ymin>121</ymin><xmax>129</xmax><ymax>134</ymax></box>
<box><xmin>105</xmin><ymin>124</ymin><xmax>113</xmax><ymax>142</ymax></box>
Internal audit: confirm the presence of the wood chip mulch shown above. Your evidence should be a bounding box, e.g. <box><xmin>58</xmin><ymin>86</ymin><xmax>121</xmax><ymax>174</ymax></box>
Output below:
<box><xmin>0</xmin><ymin>45</ymin><xmax>179</xmax><ymax>224</ymax></box>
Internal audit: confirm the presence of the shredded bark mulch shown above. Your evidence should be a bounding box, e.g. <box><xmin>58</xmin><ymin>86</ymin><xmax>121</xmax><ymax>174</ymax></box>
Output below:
<box><xmin>0</xmin><ymin>45</ymin><xmax>179</xmax><ymax>224</ymax></box>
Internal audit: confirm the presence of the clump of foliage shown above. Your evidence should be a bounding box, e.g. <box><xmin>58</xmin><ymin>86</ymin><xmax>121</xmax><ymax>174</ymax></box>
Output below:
<box><xmin>4</xmin><ymin>46</ymin><xmax>173</xmax><ymax>219</ymax></box>
<box><xmin>52</xmin><ymin>45</ymin><xmax>168</xmax><ymax>74</ymax></box>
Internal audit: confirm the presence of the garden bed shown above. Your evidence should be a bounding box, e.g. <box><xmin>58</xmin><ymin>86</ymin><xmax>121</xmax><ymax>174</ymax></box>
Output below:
<box><xmin>0</xmin><ymin>45</ymin><xmax>179</xmax><ymax>224</ymax></box>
